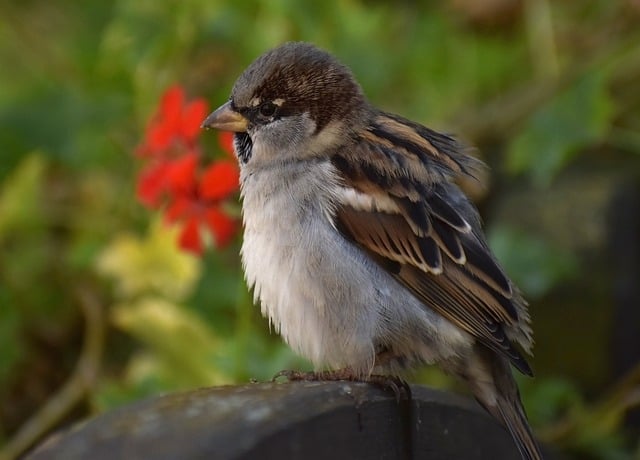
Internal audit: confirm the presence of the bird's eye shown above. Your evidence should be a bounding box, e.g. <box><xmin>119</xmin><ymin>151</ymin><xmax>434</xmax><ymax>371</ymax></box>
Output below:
<box><xmin>259</xmin><ymin>101</ymin><xmax>278</xmax><ymax>118</ymax></box>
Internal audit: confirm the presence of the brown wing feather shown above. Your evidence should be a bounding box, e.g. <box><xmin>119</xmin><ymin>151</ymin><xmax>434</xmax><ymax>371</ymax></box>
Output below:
<box><xmin>332</xmin><ymin>113</ymin><xmax>533</xmax><ymax>375</ymax></box>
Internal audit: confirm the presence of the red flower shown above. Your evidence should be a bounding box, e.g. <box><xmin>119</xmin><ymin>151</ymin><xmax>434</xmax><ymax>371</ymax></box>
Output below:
<box><xmin>137</xmin><ymin>85</ymin><xmax>208</xmax><ymax>157</ymax></box>
<box><xmin>136</xmin><ymin>160</ymin><xmax>173</xmax><ymax>208</ymax></box>
<box><xmin>164</xmin><ymin>153</ymin><xmax>239</xmax><ymax>254</ymax></box>
<box><xmin>135</xmin><ymin>85</ymin><xmax>240</xmax><ymax>254</ymax></box>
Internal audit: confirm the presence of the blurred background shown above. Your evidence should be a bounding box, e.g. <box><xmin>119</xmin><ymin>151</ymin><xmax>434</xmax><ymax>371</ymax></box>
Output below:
<box><xmin>1</xmin><ymin>1</ymin><xmax>639</xmax><ymax>459</ymax></box>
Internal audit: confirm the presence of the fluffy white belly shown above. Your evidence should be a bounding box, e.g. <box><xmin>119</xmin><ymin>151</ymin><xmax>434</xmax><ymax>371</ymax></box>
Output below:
<box><xmin>239</xmin><ymin>161</ymin><xmax>471</xmax><ymax>375</ymax></box>
<box><xmin>240</xmin><ymin>182</ymin><xmax>373</xmax><ymax>370</ymax></box>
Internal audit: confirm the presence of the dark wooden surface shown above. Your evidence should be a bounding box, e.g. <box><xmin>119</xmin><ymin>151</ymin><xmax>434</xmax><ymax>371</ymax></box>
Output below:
<box><xmin>26</xmin><ymin>382</ymin><xmax>542</xmax><ymax>460</ymax></box>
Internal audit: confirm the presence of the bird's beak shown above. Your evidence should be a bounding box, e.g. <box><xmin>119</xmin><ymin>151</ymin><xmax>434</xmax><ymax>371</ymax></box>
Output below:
<box><xmin>201</xmin><ymin>101</ymin><xmax>248</xmax><ymax>132</ymax></box>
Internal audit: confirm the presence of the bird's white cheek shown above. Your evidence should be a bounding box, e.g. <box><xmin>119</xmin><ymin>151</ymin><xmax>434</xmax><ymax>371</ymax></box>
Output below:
<box><xmin>249</xmin><ymin>113</ymin><xmax>317</xmax><ymax>163</ymax></box>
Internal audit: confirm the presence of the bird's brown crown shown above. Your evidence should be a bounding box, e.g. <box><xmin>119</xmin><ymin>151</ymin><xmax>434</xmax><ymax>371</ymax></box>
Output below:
<box><xmin>231</xmin><ymin>42</ymin><xmax>367</xmax><ymax>131</ymax></box>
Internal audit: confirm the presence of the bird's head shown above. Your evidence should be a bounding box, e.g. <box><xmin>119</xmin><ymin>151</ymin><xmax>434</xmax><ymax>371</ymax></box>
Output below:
<box><xmin>202</xmin><ymin>42</ymin><xmax>368</xmax><ymax>166</ymax></box>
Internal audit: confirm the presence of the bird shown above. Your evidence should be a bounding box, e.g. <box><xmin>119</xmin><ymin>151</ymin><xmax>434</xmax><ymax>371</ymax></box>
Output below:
<box><xmin>202</xmin><ymin>41</ymin><xmax>543</xmax><ymax>460</ymax></box>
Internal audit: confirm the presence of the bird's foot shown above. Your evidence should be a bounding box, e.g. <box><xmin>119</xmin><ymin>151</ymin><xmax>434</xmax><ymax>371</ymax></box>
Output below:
<box><xmin>272</xmin><ymin>368</ymin><xmax>357</xmax><ymax>382</ymax></box>
<box><xmin>367</xmin><ymin>374</ymin><xmax>412</xmax><ymax>402</ymax></box>
<box><xmin>272</xmin><ymin>369</ymin><xmax>411</xmax><ymax>402</ymax></box>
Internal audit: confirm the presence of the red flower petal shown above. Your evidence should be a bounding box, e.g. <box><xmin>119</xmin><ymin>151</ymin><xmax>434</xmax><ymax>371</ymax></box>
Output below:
<box><xmin>136</xmin><ymin>162</ymin><xmax>171</xmax><ymax>208</ymax></box>
<box><xmin>218</xmin><ymin>131</ymin><xmax>235</xmax><ymax>158</ymax></box>
<box><xmin>146</xmin><ymin>120</ymin><xmax>174</xmax><ymax>152</ymax></box>
<box><xmin>181</xmin><ymin>99</ymin><xmax>209</xmax><ymax>141</ymax></box>
<box><xmin>160</xmin><ymin>86</ymin><xmax>184</xmax><ymax>125</ymax></box>
<box><xmin>204</xmin><ymin>208</ymin><xmax>237</xmax><ymax>247</ymax></box>
<box><xmin>164</xmin><ymin>196</ymin><xmax>192</xmax><ymax>222</ymax></box>
<box><xmin>165</xmin><ymin>152</ymin><xmax>198</xmax><ymax>195</ymax></box>
<box><xmin>178</xmin><ymin>217</ymin><xmax>203</xmax><ymax>254</ymax></box>
<box><xmin>144</xmin><ymin>86</ymin><xmax>184</xmax><ymax>152</ymax></box>
<box><xmin>137</xmin><ymin>85</ymin><xmax>209</xmax><ymax>158</ymax></box>
<box><xmin>199</xmin><ymin>162</ymin><xmax>239</xmax><ymax>200</ymax></box>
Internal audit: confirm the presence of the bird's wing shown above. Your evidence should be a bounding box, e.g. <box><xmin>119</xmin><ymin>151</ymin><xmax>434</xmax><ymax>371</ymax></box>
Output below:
<box><xmin>331</xmin><ymin>112</ymin><xmax>533</xmax><ymax>375</ymax></box>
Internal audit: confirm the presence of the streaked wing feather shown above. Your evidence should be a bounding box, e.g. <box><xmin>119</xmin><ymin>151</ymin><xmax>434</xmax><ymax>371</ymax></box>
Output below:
<box><xmin>464</xmin><ymin>241</ymin><xmax>512</xmax><ymax>297</ymax></box>
<box><xmin>332</xmin><ymin>112</ymin><xmax>531</xmax><ymax>374</ymax></box>
<box><xmin>337</xmin><ymin>209</ymin><xmax>442</xmax><ymax>274</ymax></box>
<box><xmin>430</xmin><ymin>192</ymin><xmax>472</xmax><ymax>233</ymax></box>
<box><xmin>431</xmin><ymin>218</ymin><xmax>465</xmax><ymax>263</ymax></box>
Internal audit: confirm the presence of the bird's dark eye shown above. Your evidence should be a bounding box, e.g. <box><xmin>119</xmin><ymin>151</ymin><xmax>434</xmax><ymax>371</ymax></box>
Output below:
<box><xmin>259</xmin><ymin>101</ymin><xmax>278</xmax><ymax>118</ymax></box>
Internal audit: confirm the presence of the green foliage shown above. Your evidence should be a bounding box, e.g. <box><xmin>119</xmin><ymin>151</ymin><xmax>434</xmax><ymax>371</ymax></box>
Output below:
<box><xmin>1</xmin><ymin>1</ymin><xmax>639</xmax><ymax>459</ymax></box>
<box><xmin>489</xmin><ymin>225</ymin><xmax>578</xmax><ymax>299</ymax></box>
<box><xmin>0</xmin><ymin>154</ymin><xmax>46</xmax><ymax>240</ymax></box>
<box><xmin>0</xmin><ymin>154</ymin><xmax>47</xmax><ymax>379</ymax></box>
<box><xmin>507</xmin><ymin>72</ymin><xmax>614</xmax><ymax>186</ymax></box>
<box><xmin>0</xmin><ymin>294</ymin><xmax>21</xmax><ymax>382</ymax></box>
<box><xmin>96</xmin><ymin>219</ymin><xmax>201</xmax><ymax>301</ymax></box>
<box><xmin>521</xmin><ymin>376</ymin><xmax>584</xmax><ymax>427</ymax></box>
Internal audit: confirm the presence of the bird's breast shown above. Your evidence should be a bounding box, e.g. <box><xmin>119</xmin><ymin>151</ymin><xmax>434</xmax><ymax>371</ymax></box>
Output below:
<box><xmin>238</xmin><ymin>161</ymin><xmax>381</xmax><ymax>371</ymax></box>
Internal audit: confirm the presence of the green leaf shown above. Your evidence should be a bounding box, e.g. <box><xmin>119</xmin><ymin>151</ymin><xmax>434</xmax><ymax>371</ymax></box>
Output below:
<box><xmin>507</xmin><ymin>72</ymin><xmax>614</xmax><ymax>185</ymax></box>
<box><xmin>519</xmin><ymin>376</ymin><xmax>583</xmax><ymax>426</ymax></box>
<box><xmin>0</xmin><ymin>153</ymin><xmax>46</xmax><ymax>241</ymax></box>
<box><xmin>96</xmin><ymin>218</ymin><xmax>201</xmax><ymax>301</ymax></box>
<box><xmin>111</xmin><ymin>296</ymin><xmax>230</xmax><ymax>388</ymax></box>
<box><xmin>488</xmin><ymin>225</ymin><xmax>578</xmax><ymax>299</ymax></box>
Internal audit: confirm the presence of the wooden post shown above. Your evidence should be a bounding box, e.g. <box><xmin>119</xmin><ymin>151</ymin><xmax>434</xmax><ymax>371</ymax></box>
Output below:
<box><xmin>26</xmin><ymin>382</ymin><xmax>545</xmax><ymax>459</ymax></box>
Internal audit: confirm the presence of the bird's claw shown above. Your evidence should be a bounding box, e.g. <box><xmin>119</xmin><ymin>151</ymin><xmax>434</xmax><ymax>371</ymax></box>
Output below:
<box><xmin>272</xmin><ymin>370</ymin><xmax>318</xmax><ymax>382</ymax></box>
<box><xmin>272</xmin><ymin>369</ymin><xmax>411</xmax><ymax>402</ymax></box>
<box><xmin>366</xmin><ymin>375</ymin><xmax>412</xmax><ymax>403</ymax></box>
<box><xmin>272</xmin><ymin>369</ymin><xmax>355</xmax><ymax>382</ymax></box>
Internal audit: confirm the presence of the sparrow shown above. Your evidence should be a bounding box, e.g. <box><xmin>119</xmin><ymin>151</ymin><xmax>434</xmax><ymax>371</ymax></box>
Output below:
<box><xmin>202</xmin><ymin>42</ymin><xmax>543</xmax><ymax>460</ymax></box>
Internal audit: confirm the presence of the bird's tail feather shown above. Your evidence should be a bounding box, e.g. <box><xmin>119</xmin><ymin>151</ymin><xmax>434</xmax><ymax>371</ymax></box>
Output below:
<box><xmin>464</xmin><ymin>346</ymin><xmax>544</xmax><ymax>460</ymax></box>
<box><xmin>494</xmin><ymin>390</ymin><xmax>543</xmax><ymax>460</ymax></box>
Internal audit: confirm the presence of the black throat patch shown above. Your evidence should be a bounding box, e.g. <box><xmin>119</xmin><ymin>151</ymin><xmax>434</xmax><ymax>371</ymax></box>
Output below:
<box><xmin>234</xmin><ymin>132</ymin><xmax>253</xmax><ymax>164</ymax></box>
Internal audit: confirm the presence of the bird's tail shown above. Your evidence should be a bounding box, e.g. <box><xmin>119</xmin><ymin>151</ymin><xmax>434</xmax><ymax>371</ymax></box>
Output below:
<box><xmin>464</xmin><ymin>346</ymin><xmax>544</xmax><ymax>460</ymax></box>
<box><xmin>493</xmin><ymin>384</ymin><xmax>543</xmax><ymax>460</ymax></box>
